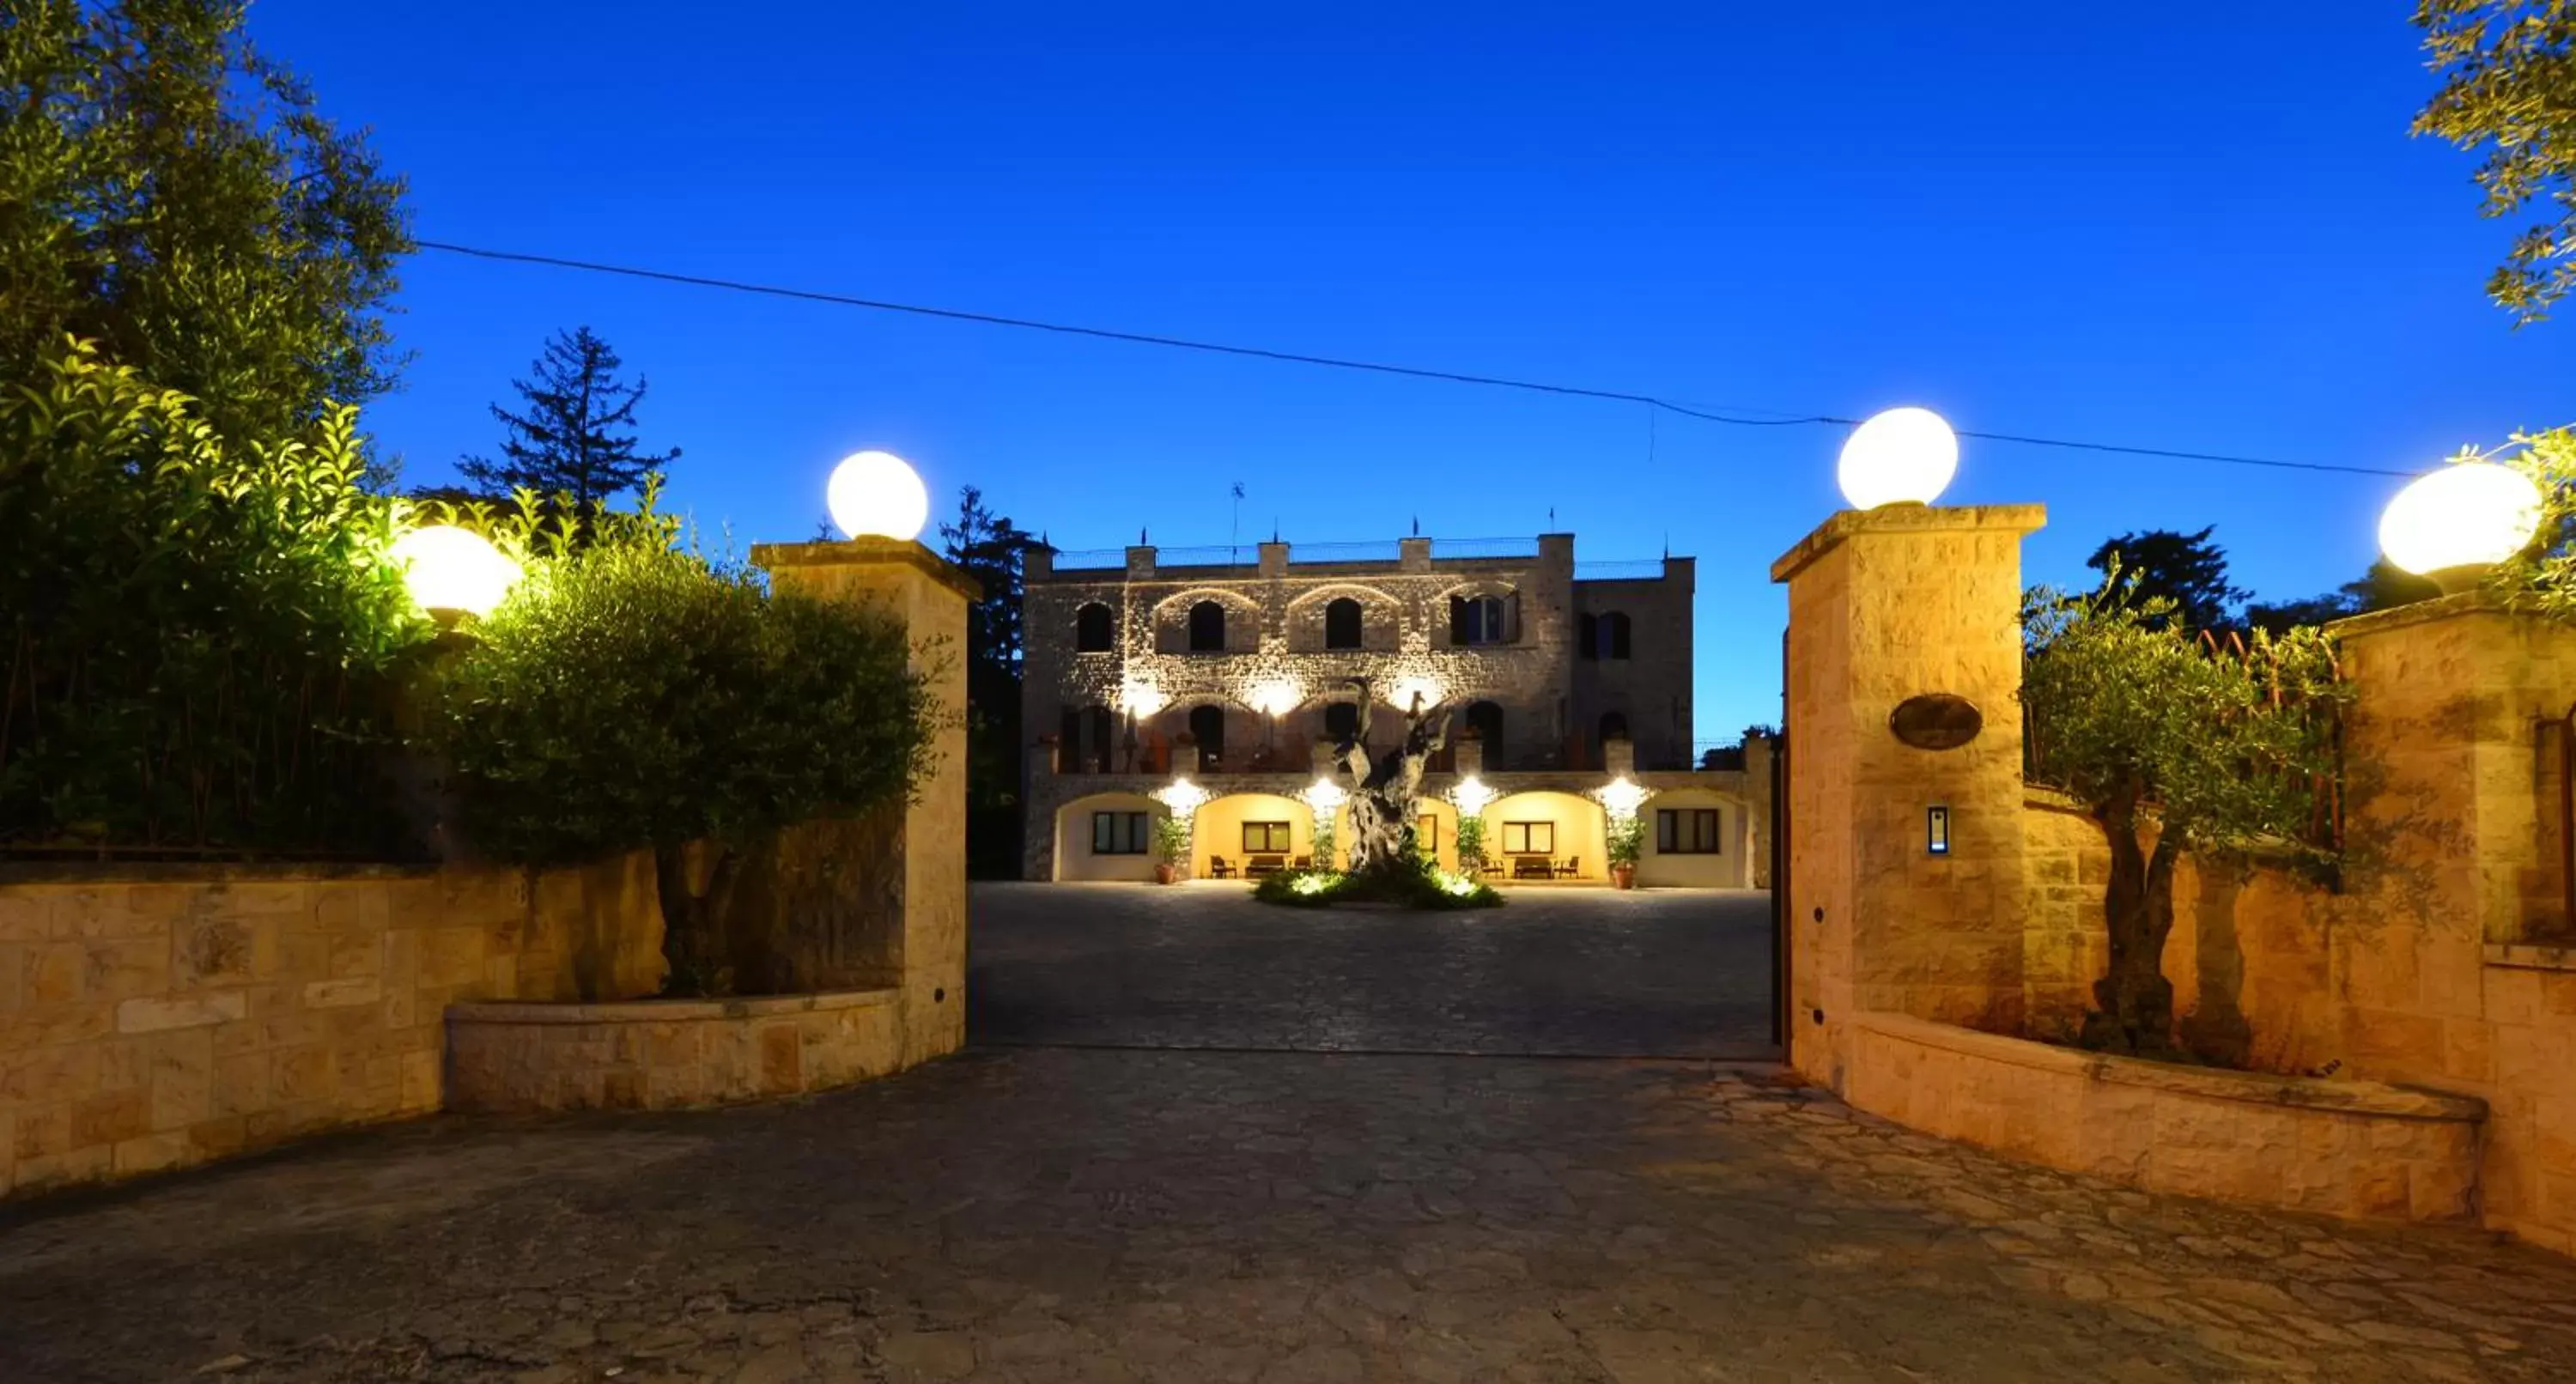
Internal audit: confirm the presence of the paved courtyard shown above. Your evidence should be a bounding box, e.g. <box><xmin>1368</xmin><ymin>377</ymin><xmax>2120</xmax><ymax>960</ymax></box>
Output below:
<box><xmin>969</xmin><ymin>883</ymin><xmax>1777</xmax><ymax>1058</ymax></box>
<box><xmin>7</xmin><ymin>884</ymin><xmax>2576</xmax><ymax>1382</ymax></box>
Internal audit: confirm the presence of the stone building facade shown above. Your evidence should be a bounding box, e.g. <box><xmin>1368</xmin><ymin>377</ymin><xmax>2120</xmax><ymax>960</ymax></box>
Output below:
<box><xmin>1020</xmin><ymin>534</ymin><xmax>1765</xmax><ymax>887</ymax></box>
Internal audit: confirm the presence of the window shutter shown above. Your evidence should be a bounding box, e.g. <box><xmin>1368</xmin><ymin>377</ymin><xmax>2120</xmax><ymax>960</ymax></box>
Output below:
<box><xmin>1449</xmin><ymin>596</ymin><xmax>1467</xmax><ymax>645</ymax></box>
<box><xmin>1505</xmin><ymin>593</ymin><xmax>1522</xmax><ymax>644</ymax></box>
<box><xmin>1578</xmin><ymin>613</ymin><xmax>1599</xmax><ymax>660</ymax></box>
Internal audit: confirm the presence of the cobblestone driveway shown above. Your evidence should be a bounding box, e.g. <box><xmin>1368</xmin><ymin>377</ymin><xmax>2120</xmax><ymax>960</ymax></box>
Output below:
<box><xmin>968</xmin><ymin>883</ymin><xmax>1776</xmax><ymax>1058</ymax></box>
<box><xmin>6</xmin><ymin>1049</ymin><xmax>2576</xmax><ymax>1382</ymax></box>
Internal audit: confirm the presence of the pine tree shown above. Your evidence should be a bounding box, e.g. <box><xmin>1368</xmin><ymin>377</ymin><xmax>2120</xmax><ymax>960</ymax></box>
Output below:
<box><xmin>458</xmin><ymin>327</ymin><xmax>678</xmax><ymax>507</ymax></box>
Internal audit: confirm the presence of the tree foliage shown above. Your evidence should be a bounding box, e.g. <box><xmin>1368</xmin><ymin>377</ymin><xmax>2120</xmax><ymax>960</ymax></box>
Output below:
<box><xmin>0</xmin><ymin>343</ymin><xmax>428</xmax><ymax>852</ymax></box>
<box><xmin>0</xmin><ymin>0</ymin><xmax>411</xmax><ymax>441</ymax></box>
<box><xmin>456</xmin><ymin>327</ymin><xmax>677</xmax><ymax>508</ymax></box>
<box><xmin>2084</xmin><ymin>527</ymin><xmax>2245</xmax><ymax>632</ymax></box>
<box><xmin>2416</xmin><ymin>1</ymin><xmax>2576</xmax><ymax>320</ymax></box>
<box><xmin>2022</xmin><ymin>580</ymin><xmax>2345</xmax><ymax>1057</ymax></box>
<box><xmin>422</xmin><ymin>510</ymin><xmax>934</xmax><ymax>992</ymax></box>
<box><xmin>939</xmin><ymin>486</ymin><xmax>1042</xmax><ymax>877</ymax></box>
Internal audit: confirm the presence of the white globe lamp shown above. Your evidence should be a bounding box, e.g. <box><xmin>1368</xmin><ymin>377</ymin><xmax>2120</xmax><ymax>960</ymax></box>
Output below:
<box><xmin>826</xmin><ymin>449</ymin><xmax>930</xmax><ymax>542</ymax></box>
<box><xmin>391</xmin><ymin>525</ymin><xmax>521</xmax><ymax>619</ymax></box>
<box><xmin>1838</xmin><ymin>407</ymin><xmax>1959</xmax><ymax>510</ymax></box>
<box><xmin>2378</xmin><ymin>461</ymin><xmax>2543</xmax><ymax>595</ymax></box>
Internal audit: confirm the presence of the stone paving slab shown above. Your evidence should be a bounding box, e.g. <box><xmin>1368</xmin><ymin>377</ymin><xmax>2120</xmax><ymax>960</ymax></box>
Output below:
<box><xmin>4</xmin><ymin>1047</ymin><xmax>2574</xmax><ymax>1383</ymax></box>
<box><xmin>968</xmin><ymin>883</ymin><xmax>1777</xmax><ymax>1058</ymax></box>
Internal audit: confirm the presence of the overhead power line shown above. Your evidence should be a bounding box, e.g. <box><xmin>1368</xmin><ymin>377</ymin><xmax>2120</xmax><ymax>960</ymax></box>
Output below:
<box><xmin>414</xmin><ymin>239</ymin><xmax>2415</xmax><ymax>480</ymax></box>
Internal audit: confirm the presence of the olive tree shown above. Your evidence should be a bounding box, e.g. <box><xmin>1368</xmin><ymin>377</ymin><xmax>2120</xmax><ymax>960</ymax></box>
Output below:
<box><xmin>2020</xmin><ymin>580</ymin><xmax>2345</xmax><ymax>1058</ymax></box>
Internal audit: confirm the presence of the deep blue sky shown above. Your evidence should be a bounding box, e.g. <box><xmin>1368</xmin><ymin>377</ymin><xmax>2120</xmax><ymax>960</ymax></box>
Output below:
<box><xmin>251</xmin><ymin>3</ymin><xmax>2573</xmax><ymax>743</ymax></box>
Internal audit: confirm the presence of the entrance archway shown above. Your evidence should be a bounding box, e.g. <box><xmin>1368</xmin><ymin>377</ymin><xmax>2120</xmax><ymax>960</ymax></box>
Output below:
<box><xmin>1051</xmin><ymin>792</ymin><xmax>1165</xmax><ymax>882</ymax></box>
<box><xmin>1479</xmin><ymin>791</ymin><xmax>1607</xmax><ymax>883</ymax></box>
<box><xmin>1191</xmin><ymin>792</ymin><xmax>1309</xmax><ymax>878</ymax></box>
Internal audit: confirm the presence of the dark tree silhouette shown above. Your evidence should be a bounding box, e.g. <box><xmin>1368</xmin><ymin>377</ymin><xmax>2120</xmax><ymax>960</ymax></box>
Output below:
<box><xmin>459</xmin><ymin>327</ymin><xmax>678</xmax><ymax>507</ymax></box>
<box><xmin>2086</xmin><ymin>527</ymin><xmax>2245</xmax><ymax>632</ymax></box>
<box><xmin>2245</xmin><ymin>560</ymin><xmax>2443</xmax><ymax>635</ymax></box>
<box><xmin>939</xmin><ymin>487</ymin><xmax>1044</xmax><ymax>877</ymax></box>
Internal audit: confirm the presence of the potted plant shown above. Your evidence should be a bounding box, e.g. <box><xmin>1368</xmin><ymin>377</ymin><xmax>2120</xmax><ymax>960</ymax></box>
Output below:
<box><xmin>1455</xmin><ymin>816</ymin><xmax>1485</xmax><ymax>877</ymax></box>
<box><xmin>1607</xmin><ymin>816</ymin><xmax>1643</xmax><ymax>889</ymax></box>
<box><xmin>1153</xmin><ymin>815</ymin><xmax>1191</xmax><ymax>884</ymax></box>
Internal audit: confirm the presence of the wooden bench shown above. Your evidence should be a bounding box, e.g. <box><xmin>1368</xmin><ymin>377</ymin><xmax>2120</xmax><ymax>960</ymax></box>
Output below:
<box><xmin>1510</xmin><ymin>856</ymin><xmax>1554</xmax><ymax>880</ymax></box>
<box><xmin>1245</xmin><ymin>855</ymin><xmax>1288</xmax><ymax>878</ymax></box>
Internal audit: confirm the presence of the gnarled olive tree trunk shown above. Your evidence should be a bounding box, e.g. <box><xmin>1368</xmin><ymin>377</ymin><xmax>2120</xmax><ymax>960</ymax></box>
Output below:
<box><xmin>1334</xmin><ymin>682</ymin><xmax>1450</xmax><ymax>877</ymax></box>
<box><xmin>2081</xmin><ymin>786</ymin><xmax>2184</xmax><ymax>1058</ymax></box>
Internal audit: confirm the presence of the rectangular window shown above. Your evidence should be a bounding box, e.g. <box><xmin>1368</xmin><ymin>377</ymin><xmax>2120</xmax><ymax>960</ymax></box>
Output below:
<box><xmin>1502</xmin><ymin>821</ymin><xmax>1555</xmax><ymax>854</ymax></box>
<box><xmin>1092</xmin><ymin>811</ymin><xmax>1150</xmax><ymax>855</ymax></box>
<box><xmin>1452</xmin><ymin>595</ymin><xmax>1510</xmax><ymax>646</ymax></box>
<box><xmin>1656</xmin><ymin>808</ymin><xmax>1721</xmax><ymax>854</ymax></box>
<box><xmin>1242</xmin><ymin>821</ymin><xmax>1293</xmax><ymax>853</ymax></box>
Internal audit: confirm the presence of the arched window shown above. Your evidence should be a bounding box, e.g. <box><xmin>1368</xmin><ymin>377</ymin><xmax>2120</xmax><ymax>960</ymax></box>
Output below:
<box><xmin>1074</xmin><ymin>602</ymin><xmax>1114</xmax><ymax>653</ymax></box>
<box><xmin>1188</xmin><ymin>704</ymin><xmax>1226</xmax><ymax>768</ymax></box>
<box><xmin>1465</xmin><ymin>701</ymin><xmax>1504</xmax><ymax>767</ymax></box>
<box><xmin>1599</xmin><ymin>710</ymin><xmax>1629</xmax><ymax>744</ymax></box>
<box><xmin>1188</xmin><ymin>600</ymin><xmax>1226</xmax><ymax>653</ymax></box>
<box><xmin>1606</xmin><ymin>611</ymin><xmax>1632</xmax><ymax>659</ymax></box>
<box><xmin>1324</xmin><ymin>598</ymin><xmax>1363</xmax><ymax>651</ymax></box>
<box><xmin>1324</xmin><ymin>701</ymin><xmax>1360</xmax><ymax>743</ymax></box>
<box><xmin>1449</xmin><ymin>594</ymin><xmax>1509</xmax><ymax>646</ymax></box>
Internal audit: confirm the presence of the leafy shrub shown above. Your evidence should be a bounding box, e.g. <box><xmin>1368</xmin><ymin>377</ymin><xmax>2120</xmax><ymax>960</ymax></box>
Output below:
<box><xmin>1607</xmin><ymin>816</ymin><xmax>1644</xmax><ymax>868</ymax></box>
<box><xmin>421</xmin><ymin>522</ymin><xmax>934</xmax><ymax>992</ymax></box>
<box><xmin>1251</xmin><ymin>858</ymin><xmax>1502</xmax><ymax>911</ymax></box>
<box><xmin>0</xmin><ymin>344</ymin><xmax>428</xmax><ymax>853</ymax></box>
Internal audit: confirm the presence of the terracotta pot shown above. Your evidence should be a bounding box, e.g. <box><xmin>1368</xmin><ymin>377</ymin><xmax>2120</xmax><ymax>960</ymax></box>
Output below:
<box><xmin>1611</xmin><ymin>863</ymin><xmax>1636</xmax><ymax>890</ymax></box>
<box><xmin>1155</xmin><ymin>862</ymin><xmax>1179</xmax><ymax>885</ymax></box>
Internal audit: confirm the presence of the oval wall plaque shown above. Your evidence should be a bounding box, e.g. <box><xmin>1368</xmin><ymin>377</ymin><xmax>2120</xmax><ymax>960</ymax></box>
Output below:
<box><xmin>1890</xmin><ymin>694</ymin><xmax>1983</xmax><ymax>751</ymax></box>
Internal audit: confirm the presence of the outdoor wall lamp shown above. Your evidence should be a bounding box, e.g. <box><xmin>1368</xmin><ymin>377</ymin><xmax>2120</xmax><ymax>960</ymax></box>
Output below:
<box><xmin>1838</xmin><ymin>407</ymin><xmax>1959</xmax><ymax>510</ymax></box>
<box><xmin>2378</xmin><ymin>458</ymin><xmax>2543</xmax><ymax>595</ymax></box>
<box><xmin>826</xmin><ymin>449</ymin><xmax>930</xmax><ymax>542</ymax></box>
<box><xmin>1927</xmin><ymin>804</ymin><xmax>1951</xmax><ymax>857</ymax></box>
<box><xmin>391</xmin><ymin>525</ymin><xmax>521</xmax><ymax>619</ymax></box>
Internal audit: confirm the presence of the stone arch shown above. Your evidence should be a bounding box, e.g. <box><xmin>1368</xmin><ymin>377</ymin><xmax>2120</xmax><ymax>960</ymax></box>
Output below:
<box><xmin>1192</xmin><ymin>791</ymin><xmax>1312</xmax><ymax>878</ymax></box>
<box><xmin>1151</xmin><ymin>588</ymin><xmax>1261</xmax><ymax>655</ymax></box>
<box><xmin>1074</xmin><ymin>601</ymin><xmax>1115</xmax><ymax>653</ymax></box>
<box><xmin>1479</xmin><ymin>790</ymin><xmax>1607</xmax><ymax>882</ymax></box>
<box><xmin>1633</xmin><ymin>785</ymin><xmax>1750</xmax><ymax>889</ymax></box>
<box><xmin>1437</xmin><ymin>580</ymin><xmax>1519</xmax><ymax>648</ymax></box>
<box><xmin>1053</xmin><ymin>792</ymin><xmax>1165</xmax><ymax>882</ymax></box>
<box><xmin>1285</xmin><ymin>583</ymin><xmax>1404</xmax><ymax>653</ymax></box>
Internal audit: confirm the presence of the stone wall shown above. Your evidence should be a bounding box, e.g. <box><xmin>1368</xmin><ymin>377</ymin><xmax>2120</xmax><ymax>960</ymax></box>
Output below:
<box><xmin>2008</xmin><ymin>597</ymin><xmax>2576</xmax><ymax>1253</ymax></box>
<box><xmin>445</xmin><ymin>989</ymin><xmax>905</xmax><ymax>1112</ymax></box>
<box><xmin>0</xmin><ymin>854</ymin><xmax>665</xmax><ymax>1199</ymax></box>
<box><xmin>1848</xmin><ymin>1011</ymin><xmax>2485</xmax><ymax>1223</ymax></box>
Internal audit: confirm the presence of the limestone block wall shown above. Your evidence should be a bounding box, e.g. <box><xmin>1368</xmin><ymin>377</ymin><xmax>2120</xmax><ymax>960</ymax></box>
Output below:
<box><xmin>445</xmin><ymin>989</ymin><xmax>903</xmax><ymax>1113</ymax></box>
<box><xmin>1572</xmin><ymin>562</ymin><xmax>1695</xmax><ymax>772</ymax></box>
<box><xmin>0</xmin><ymin>855</ymin><xmax>665</xmax><ymax>1199</ymax></box>
<box><xmin>2011</xmin><ymin>598</ymin><xmax>2576</xmax><ymax>1253</ymax></box>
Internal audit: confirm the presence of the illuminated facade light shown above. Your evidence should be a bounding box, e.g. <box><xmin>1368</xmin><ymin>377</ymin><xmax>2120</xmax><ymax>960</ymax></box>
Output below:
<box><xmin>1249</xmin><ymin>680</ymin><xmax>1303</xmax><ymax>718</ymax></box>
<box><xmin>1119</xmin><ymin>678</ymin><xmax>1170</xmax><ymax>718</ymax></box>
<box><xmin>1838</xmin><ymin>407</ymin><xmax>1958</xmax><ymax>510</ymax></box>
<box><xmin>1595</xmin><ymin>775</ymin><xmax>1652</xmax><ymax>822</ymax></box>
<box><xmin>1389</xmin><ymin>675</ymin><xmax>1444</xmax><ymax>711</ymax></box>
<box><xmin>1450</xmin><ymin>774</ymin><xmax>1498</xmax><ymax>819</ymax></box>
<box><xmin>826</xmin><ymin>449</ymin><xmax>931</xmax><ymax>542</ymax></box>
<box><xmin>392</xmin><ymin>525</ymin><xmax>521</xmax><ymax>617</ymax></box>
<box><xmin>1153</xmin><ymin>777</ymin><xmax>1210</xmax><ymax>816</ymax></box>
<box><xmin>2378</xmin><ymin>460</ymin><xmax>2543</xmax><ymax>591</ymax></box>
<box><xmin>1303</xmin><ymin>777</ymin><xmax>1347</xmax><ymax>814</ymax></box>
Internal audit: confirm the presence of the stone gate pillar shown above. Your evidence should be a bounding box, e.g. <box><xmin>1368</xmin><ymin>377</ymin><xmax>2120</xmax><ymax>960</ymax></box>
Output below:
<box><xmin>752</xmin><ymin>537</ymin><xmax>976</xmax><ymax>1068</ymax></box>
<box><xmin>1770</xmin><ymin>504</ymin><xmax>2045</xmax><ymax>1090</ymax></box>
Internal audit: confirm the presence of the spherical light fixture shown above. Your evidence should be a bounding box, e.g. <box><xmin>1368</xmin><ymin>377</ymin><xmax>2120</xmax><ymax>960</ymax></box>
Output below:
<box><xmin>825</xmin><ymin>449</ymin><xmax>930</xmax><ymax>541</ymax></box>
<box><xmin>1837</xmin><ymin>407</ymin><xmax>1959</xmax><ymax>510</ymax></box>
<box><xmin>391</xmin><ymin>525</ymin><xmax>521</xmax><ymax>618</ymax></box>
<box><xmin>2378</xmin><ymin>461</ymin><xmax>2544</xmax><ymax>594</ymax></box>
